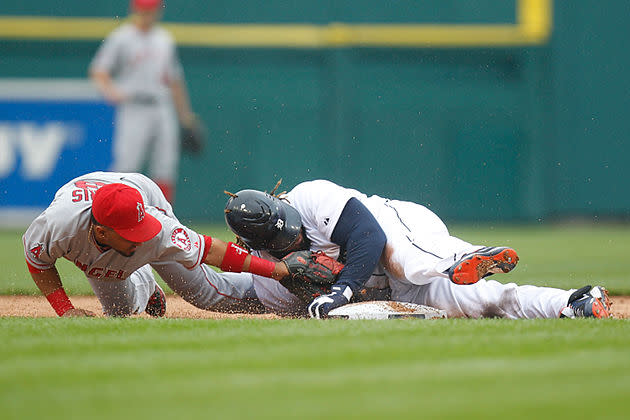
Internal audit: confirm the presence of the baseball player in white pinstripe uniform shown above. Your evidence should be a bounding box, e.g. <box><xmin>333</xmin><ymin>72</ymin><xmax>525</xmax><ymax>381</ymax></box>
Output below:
<box><xmin>224</xmin><ymin>180</ymin><xmax>612</xmax><ymax>319</ymax></box>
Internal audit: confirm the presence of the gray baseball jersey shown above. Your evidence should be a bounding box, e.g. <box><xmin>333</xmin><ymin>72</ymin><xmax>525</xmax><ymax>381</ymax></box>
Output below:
<box><xmin>24</xmin><ymin>172</ymin><xmax>204</xmax><ymax>278</ymax></box>
<box><xmin>23</xmin><ymin>172</ymin><xmax>257</xmax><ymax>316</ymax></box>
<box><xmin>90</xmin><ymin>23</ymin><xmax>182</xmax><ymax>102</ymax></box>
<box><xmin>90</xmin><ymin>23</ymin><xmax>182</xmax><ymax>183</ymax></box>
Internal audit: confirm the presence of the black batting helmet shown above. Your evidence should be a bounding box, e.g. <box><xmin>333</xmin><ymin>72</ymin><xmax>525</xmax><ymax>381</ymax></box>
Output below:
<box><xmin>224</xmin><ymin>190</ymin><xmax>302</xmax><ymax>251</ymax></box>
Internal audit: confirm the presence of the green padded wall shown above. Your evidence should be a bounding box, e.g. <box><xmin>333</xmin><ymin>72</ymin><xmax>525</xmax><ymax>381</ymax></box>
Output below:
<box><xmin>0</xmin><ymin>1</ymin><xmax>627</xmax><ymax>222</ymax></box>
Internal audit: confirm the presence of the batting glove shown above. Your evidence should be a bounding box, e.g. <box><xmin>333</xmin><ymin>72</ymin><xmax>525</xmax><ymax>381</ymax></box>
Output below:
<box><xmin>307</xmin><ymin>285</ymin><xmax>353</xmax><ymax>319</ymax></box>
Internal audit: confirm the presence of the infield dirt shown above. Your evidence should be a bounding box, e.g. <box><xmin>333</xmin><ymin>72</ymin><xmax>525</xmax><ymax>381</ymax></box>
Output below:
<box><xmin>1</xmin><ymin>295</ymin><xmax>628</xmax><ymax>319</ymax></box>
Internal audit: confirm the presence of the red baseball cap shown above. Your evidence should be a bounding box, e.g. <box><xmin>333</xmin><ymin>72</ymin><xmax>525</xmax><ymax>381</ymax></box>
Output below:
<box><xmin>92</xmin><ymin>183</ymin><xmax>162</xmax><ymax>242</ymax></box>
<box><xmin>131</xmin><ymin>0</ymin><xmax>162</xmax><ymax>11</ymax></box>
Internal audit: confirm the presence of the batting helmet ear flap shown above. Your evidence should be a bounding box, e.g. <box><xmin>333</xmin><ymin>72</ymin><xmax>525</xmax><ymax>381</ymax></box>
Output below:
<box><xmin>224</xmin><ymin>190</ymin><xmax>302</xmax><ymax>251</ymax></box>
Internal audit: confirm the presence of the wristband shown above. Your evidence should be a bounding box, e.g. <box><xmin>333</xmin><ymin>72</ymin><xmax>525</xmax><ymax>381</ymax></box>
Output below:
<box><xmin>220</xmin><ymin>242</ymin><xmax>249</xmax><ymax>272</ymax></box>
<box><xmin>201</xmin><ymin>235</ymin><xmax>213</xmax><ymax>263</ymax></box>
<box><xmin>46</xmin><ymin>288</ymin><xmax>74</xmax><ymax>317</ymax></box>
<box><xmin>247</xmin><ymin>255</ymin><xmax>276</xmax><ymax>278</ymax></box>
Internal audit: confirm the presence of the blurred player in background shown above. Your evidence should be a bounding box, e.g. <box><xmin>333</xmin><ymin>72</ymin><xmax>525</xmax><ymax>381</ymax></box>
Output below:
<box><xmin>89</xmin><ymin>0</ymin><xmax>198</xmax><ymax>202</ymax></box>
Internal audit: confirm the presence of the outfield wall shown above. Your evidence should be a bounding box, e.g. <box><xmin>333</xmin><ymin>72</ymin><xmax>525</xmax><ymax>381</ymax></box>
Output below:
<box><xmin>0</xmin><ymin>1</ymin><xmax>628</xmax><ymax>223</ymax></box>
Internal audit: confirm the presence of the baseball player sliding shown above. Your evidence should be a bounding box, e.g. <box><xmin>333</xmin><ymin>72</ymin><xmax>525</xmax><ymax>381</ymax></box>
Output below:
<box><xmin>89</xmin><ymin>0</ymin><xmax>199</xmax><ymax>202</ymax></box>
<box><xmin>224</xmin><ymin>179</ymin><xmax>612</xmax><ymax>319</ymax></box>
<box><xmin>22</xmin><ymin>172</ymin><xmax>327</xmax><ymax>318</ymax></box>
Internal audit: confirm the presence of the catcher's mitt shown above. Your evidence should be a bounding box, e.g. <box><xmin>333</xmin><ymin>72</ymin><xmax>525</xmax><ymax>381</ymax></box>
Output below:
<box><xmin>180</xmin><ymin>115</ymin><xmax>206</xmax><ymax>154</ymax></box>
<box><xmin>280</xmin><ymin>250</ymin><xmax>344</xmax><ymax>303</ymax></box>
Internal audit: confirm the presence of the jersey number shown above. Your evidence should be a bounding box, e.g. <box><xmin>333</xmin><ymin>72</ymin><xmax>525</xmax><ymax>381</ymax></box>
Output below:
<box><xmin>71</xmin><ymin>181</ymin><xmax>107</xmax><ymax>202</ymax></box>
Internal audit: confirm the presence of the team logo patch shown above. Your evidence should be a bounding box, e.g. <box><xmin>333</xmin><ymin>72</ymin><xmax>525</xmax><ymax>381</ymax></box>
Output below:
<box><xmin>275</xmin><ymin>219</ymin><xmax>285</xmax><ymax>230</ymax></box>
<box><xmin>171</xmin><ymin>228</ymin><xmax>191</xmax><ymax>251</ymax></box>
<box><xmin>30</xmin><ymin>243</ymin><xmax>44</xmax><ymax>259</ymax></box>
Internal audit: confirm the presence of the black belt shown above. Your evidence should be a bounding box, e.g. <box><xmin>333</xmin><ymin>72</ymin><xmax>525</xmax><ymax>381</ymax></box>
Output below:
<box><xmin>128</xmin><ymin>94</ymin><xmax>158</xmax><ymax>106</ymax></box>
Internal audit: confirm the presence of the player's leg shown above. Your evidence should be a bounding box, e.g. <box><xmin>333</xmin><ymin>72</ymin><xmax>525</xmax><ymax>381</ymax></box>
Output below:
<box><xmin>87</xmin><ymin>265</ymin><xmax>157</xmax><ymax>316</ymax></box>
<box><xmin>402</xmin><ymin>276</ymin><xmax>573</xmax><ymax>319</ymax></box>
<box><xmin>379</xmin><ymin>200</ymin><xmax>517</xmax><ymax>286</ymax></box>
<box><xmin>378</xmin><ymin>200</ymin><xmax>481</xmax><ymax>285</ymax></box>
<box><xmin>148</xmin><ymin>104</ymin><xmax>179</xmax><ymax>202</ymax></box>
<box><xmin>151</xmin><ymin>261</ymin><xmax>266</xmax><ymax>313</ymax></box>
<box><xmin>110</xmin><ymin>105</ymin><xmax>154</xmax><ymax>173</ymax></box>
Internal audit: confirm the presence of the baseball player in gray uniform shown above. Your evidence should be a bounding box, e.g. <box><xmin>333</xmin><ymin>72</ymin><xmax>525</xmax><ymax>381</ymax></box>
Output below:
<box><xmin>224</xmin><ymin>180</ymin><xmax>612</xmax><ymax>319</ymax></box>
<box><xmin>89</xmin><ymin>0</ymin><xmax>196</xmax><ymax>202</ymax></box>
<box><xmin>23</xmin><ymin>172</ymin><xmax>292</xmax><ymax>317</ymax></box>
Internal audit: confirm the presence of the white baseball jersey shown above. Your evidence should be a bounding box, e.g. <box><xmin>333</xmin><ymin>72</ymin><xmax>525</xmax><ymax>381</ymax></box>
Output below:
<box><xmin>252</xmin><ymin>180</ymin><xmax>573</xmax><ymax>319</ymax></box>
<box><xmin>90</xmin><ymin>23</ymin><xmax>182</xmax><ymax>102</ymax></box>
<box><xmin>23</xmin><ymin>172</ymin><xmax>205</xmax><ymax>280</ymax></box>
<box><xmin>285</xmin><ymin>180</ymin><xmax>396</xmax><ymax>256</ymax></box>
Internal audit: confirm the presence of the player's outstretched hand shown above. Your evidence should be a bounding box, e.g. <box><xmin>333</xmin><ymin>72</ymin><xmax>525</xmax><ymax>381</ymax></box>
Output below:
<box><xmin>307</xmin><ymin>285</ymin><xmax>353</xmax><ymax>319</ymax></box>
<box><xmin>62</xmin><ymin>308</ymin><xmax>97</xmax><ymax>317</ymax></box>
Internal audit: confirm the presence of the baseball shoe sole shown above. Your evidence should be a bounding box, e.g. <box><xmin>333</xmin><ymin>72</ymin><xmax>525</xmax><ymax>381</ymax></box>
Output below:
<box><xmin>448</xmin><ymin>246</ymin><xmax>519</xmax><ymax>285</ymax></box>
<box><xmin>145</xmin><ymin>283</ymin><xmax>167</xmax><ymax>317</ymax></box>
<box><xmin>560</xmin><ymin>285</ymin><xmax>612</xmax><ymax>319</ymax></box>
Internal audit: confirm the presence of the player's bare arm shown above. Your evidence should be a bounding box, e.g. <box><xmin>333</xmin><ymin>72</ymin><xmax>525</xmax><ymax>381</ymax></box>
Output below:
<box><xmin>90</xmin><ymin>69</ymin><xmax>127</xmax><ymax>104</ymax></box>
<box><xmin>29</xmin><ymin>267</ymin><xmax>96</xmax><ymax>317</ymax></box>
<box><xmin>203</xmin><ymin>238</ymin><xmax>289</xmax><ymax>281</ymax></box>
<box><xmin>169</xmin><ymin>79</ymin><xmax>195</xmax><ymax>127</ymax></box>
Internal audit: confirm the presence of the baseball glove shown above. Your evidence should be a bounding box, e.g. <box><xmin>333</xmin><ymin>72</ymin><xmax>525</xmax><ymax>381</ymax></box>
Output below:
<box><xmin>180</xmin><ymin>115</ymin><xmax>206</xmax><ymax>154</ymax></box>
<box><xmin>280</xmin><ymin>250</ymin><xmax>345</xmax><ymax>303</ymax></box>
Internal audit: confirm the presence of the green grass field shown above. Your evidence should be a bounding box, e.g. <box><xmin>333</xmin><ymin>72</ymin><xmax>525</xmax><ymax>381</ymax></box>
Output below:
<box><xmin>2</xmin><ymin>224</ymin><xmax>629</xmax><ymax>420</ymax></box>
<box><xmin>3</xmin><ymin>224</ymin><xmax>630</xmax><ymax>294</ymax></box>
<box><xmin>2</xmin><ymin>318</ymin><xmax>630</xmax><ymax>420</ymax></box>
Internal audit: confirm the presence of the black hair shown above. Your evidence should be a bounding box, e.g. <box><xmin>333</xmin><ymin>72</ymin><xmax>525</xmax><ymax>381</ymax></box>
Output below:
<box><xmin>90</xmin><ymin>212</ymin><xmax>107</xmax><ymax>228</ymax></box>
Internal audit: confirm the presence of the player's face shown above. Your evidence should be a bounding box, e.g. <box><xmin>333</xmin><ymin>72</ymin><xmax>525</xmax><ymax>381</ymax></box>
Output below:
<box><xmin>133</xmin><ymin>9</ymin><xmax>161</xmax><ymax>30</ymax></box>
<box><xmin>94</xmin><ymin>226</ymin><xmax>143</xmax><ymax>257</ymax></box>
<box><xmin>267</xmin><ymin>231</ymin><xmax>305</xmax><ymax>259</ymax></box>
<box><xmin>284</xmin><ymin>231</ymin><xmax>306</xmax><ymax>252</ymax></box>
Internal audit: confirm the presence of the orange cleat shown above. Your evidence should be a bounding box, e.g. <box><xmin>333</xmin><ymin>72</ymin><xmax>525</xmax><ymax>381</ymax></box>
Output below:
<box><xmin>448</xmin><ymin>246</ymin><xmax>519</xmax><ymax>285</ymax></box>
<box><xmin>560</xmin><ymin>285</ymin><xmax>612</xmax><ymax>318</ymax></box>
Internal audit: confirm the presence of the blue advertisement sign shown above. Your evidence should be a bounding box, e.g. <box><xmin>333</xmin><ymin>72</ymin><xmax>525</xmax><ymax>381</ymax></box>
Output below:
<box><xmin>0</xmin><ymin>80</ymin><xmax>114</xmax><ymax>222</ymax></box>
